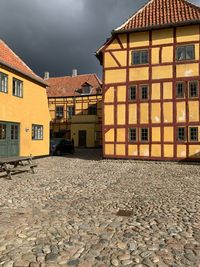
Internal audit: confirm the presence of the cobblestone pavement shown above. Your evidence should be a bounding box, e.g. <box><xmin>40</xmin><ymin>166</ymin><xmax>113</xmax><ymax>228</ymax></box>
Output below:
<box><xmin>0</xmin><ymin>149</ymin><xmax>200</xmax><ymax>267</ymax></box>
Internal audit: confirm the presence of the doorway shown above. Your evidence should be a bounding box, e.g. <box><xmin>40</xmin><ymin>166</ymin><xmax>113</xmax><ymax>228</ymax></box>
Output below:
<box><xmin>78</xmin><ymin>130</ymin><xmax>87</xmax><ymax>147</ymax></box>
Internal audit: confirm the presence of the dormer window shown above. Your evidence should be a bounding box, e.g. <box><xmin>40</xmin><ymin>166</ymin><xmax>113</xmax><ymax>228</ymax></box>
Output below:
<box><xmin>83</xmin><ymin>86</ymin><xmax>91</xmax><ymax>94</ymax></box>
<box><xmin>82</xmin><ymin>83</ymin><xmax>92</xmax><ymax>95</ymax></box>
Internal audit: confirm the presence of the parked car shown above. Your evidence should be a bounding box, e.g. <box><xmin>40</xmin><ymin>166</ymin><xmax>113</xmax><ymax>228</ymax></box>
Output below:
<box><xmin>50</xmin><ymin>139</ymin><xmax>75</xmax><ymax>155</ymax></box>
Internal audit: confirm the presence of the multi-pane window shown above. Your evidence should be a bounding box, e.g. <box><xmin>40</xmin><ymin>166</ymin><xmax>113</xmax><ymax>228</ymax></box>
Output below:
<box><xmin>0</xmin><ymin>72</ymin><xmax>8</xmax><ymax>93</ymax></box>
<box><xmin>88</xmin><ymin>104</ymin><xmax>97</xmax><ymax>115</ymax></box>
<box><xmin>129</xmin><ymin>86</ymin><xmax>136</xmax><ymax>101</ymax></box>
<box><xmin>0</xmin><ymin>123</ymin><xmax>6</xmax><ymax>139</ymax></box>
<box><xmin>67</xmin><ymin>106</ymin><xmax>75</xmax><ymax>119</ymax></box>
<box><xmin>190</xmin><ymin>127</ymin><xmax>198</xmax><ymax>141</ymax></box>
<box><xmin>176</xmin><ymin>45</ymin><xmax>195</xmax><ymax>61</ymax></box>
<box><xmin>141</xmin><ymin>128</ymin><xmax>149</xmax><ymax>142</ymax></box>
<box><xmin>32</xmin><ymin>125</ymin><xmax>43</xmax><ymax>140</ymax></box>
<box><xmin>56</xmin><ymin>106</ymin><xmax>64</xmax><ymax>119</ymax></box>
<box><xmin>141</xmin><ymin>85</ymin><xmax>149</xmax><ymax>100</ymax></box>
<box><xmin>189</xmin><ymin>81</ymin><xmax>198</xmax><ymax>98</ymax></box>
<box><xmin>132</xmin><ymin>50</ymin><xmax>149</xmax><ymax>65</ymax></box>
<box><xmin>177</xmin><ymin>127</ymin><xmax>186</xmax><ymax>141</ymax></box>
<box><xmin>11</xmin><ymin>125</ymin><xmax>19</xmax><ymax>140</ymax></box>
<box><xmin>129</xmin><ymin>128</ymin><xmax>137</xmax><ymax>142</ymax></box>
<box><xmin>13</xmin><ymin>78</ymin><xmax>23</xmax><ymax>97</ymax></box>
<box><xmin>176</xmin><ymin>82</ymin><xmax>185</xmax><ymax>98</ymax></box>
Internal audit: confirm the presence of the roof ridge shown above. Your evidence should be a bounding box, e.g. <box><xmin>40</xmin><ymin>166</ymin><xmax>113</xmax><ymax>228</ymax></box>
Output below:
<box><xmin>115</xmin><ymin>0</ymin><xmax>153</xmax><ymax>31</ymax></box>
<box><xmin>48</xmin><ymin>75</ymin><xmax>71</xmax><ymax>80</ymax></box>
<box><xmin>114</xmin><ymin>0</ymin><xmax>200</xmax><ymax>33</ymax></box>
<box><xmin>48</xmin><ymin>73</ymin><xmax>97</xmax><ymax>80</ymax></box>
<box><xmin>0</xmin><ymin>40</ymin><xmax>35</xmax><ymax>75</ymax></box>
<box><xmin>93</xmin><ymin>74</ymin><xmax>102</xmax><ymax>85</ymax></box>
<box><xmin>0</xmin><ymin>39</ymin><xmax>46</xmax><ymax>85</ymax></box>
<box><xmin>181</xmin><ymin>0</ymin><xmax>200</xmax><ymax>10</ymax></box>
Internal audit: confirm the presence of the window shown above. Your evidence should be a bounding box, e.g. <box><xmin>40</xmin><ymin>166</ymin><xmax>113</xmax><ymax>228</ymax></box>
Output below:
<box><xmin>129</xmin><ymin>128</ymin><xmax>137</xmax><ymax>142</ymax></box>
<box><xmin>132</xmin><ymin>50</ymin><xmax>149</xmax><ymax>65</ymax></box>
<box><xmin>141</xmin><ymin>85</ymin><xmax>149</xmax><ymax>100</ymax></box>
<box><xmin>13</xmin><ymin>78</ymin><xmax>23</xmax><ymax>97</ymax></box>
<box><xmin>190</xmin><ymin>127</ymin><xmax>198</xmax><ymax>141</ymax></box>
<box><xmin>0</xmin><ymin>72</ymin><xmax>8</xmax><ymax>93</ymax></box>
<box><xmin>32</xmin><ymin>125</ymin><xmax>43</xmax><ymax>140</ymax></box>
<box><xmin>129</xmin><ymin>86</ymin><xmax>136</xmax><ymax>101</ymax></box>
<box><xmin>82</xmin><ymin>85</ymin><xmax>91</xmax><ymax>95</ymax></box>
<box><xmin>0</xmin><ymin>123</ymin><xmax>6</xmax><ymax>139</ymax></box>
<box><xmin>177</xmin><ymin>127</ymin><xmax>186</xmax><ymax>141</ymax></box>
<box><xmin>88</xmin><ymin>104</ymin><xmax>97</xmax><ymax>115</ymax></box>
<box><xmin>176</xmin><ymin>82</ymin><xmax>185</xmax><ymax>98</ymax></box>
<box><xmin>176</xmin><ymin>45</ymin><xmax>195</xmax><ymax>61</ymax></box>
<box><xmin>67</xmin><ymin>106</ymin><xmax>75</xmax><ymax>119</ymax></box>
<box><xmin>56</xmin><ymin>106</ymin><xmax>64</xmax><ymax>119</ymax></box>
<box><xmin>11</xmin><ymin>125</ymin><xmax>19</xmax><ymax>140</ymax></box>
<box><xmin>141</xmin><ymin>128</ymin><xmax>149</xmax><ymax>142</ymax></box>
<box><xmin>189</xmin><ymin>81</ymin><xmax>198</xmax><ymax>98</ymax></box>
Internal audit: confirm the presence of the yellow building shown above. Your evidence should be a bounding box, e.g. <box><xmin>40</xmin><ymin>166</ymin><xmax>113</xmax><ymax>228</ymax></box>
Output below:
<box><xmin>0</xmin><ymin>40</ymin><xmax>50</xmax><ymax>157</ymax></box>
<box><xmin>46</xmin><ymin>71</ymin><xmax>102</xmax><ymax>148</ymax></box>
<box><xmin>96</xmin><ymin>0</ymin><xmax>200</xmax><ymax>160</ymax></box>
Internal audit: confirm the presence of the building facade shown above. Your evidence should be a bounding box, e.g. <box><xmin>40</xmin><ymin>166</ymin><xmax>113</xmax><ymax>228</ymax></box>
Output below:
<box><xmin>97</xmin><ymin>0</ymin><xmax>200</xmax><ymax>160</ymax></box>
<box><xmin>0</xmin><ymin>40</ymin><xmax>50</xmax><ymax>158</ymax></box>
<box><xmin>47</xmin><ymin>72</ymin><xmax>102</xmax><ymax>148</ymax></box>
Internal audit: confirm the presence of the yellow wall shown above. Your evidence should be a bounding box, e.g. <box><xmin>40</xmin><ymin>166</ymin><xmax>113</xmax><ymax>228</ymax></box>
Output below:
<box><xmin>0</xmin><ymin>67</ymin><xmax>50</xmax><ymax>157</ymax></box>
<box><xmin>71</xmin><ymin>123</ymin><xmax>96</xmax><ymax>148</ymax></box>
<box><xmin>49</xmin><ymin>94</ymin><xmax>102</xmax><ymax>148</ymax></box>
<box><xmin>102</xmin><ymin>24</ymin><xmax>200</xmax><ymax>160</ymax></box>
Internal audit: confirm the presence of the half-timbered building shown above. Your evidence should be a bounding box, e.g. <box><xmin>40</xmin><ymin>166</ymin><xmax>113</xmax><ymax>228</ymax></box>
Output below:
<box><xmin>96</xmin><ymin>0</ymin><xmax>200</xmax><ymax>160</ymax></box>
<box><xmin>47</xmin><ymin>71</ymin><xmax>102</xmax><ymax>148</ymax></box>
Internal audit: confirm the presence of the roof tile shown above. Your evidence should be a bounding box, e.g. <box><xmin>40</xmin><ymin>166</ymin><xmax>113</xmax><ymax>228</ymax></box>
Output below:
<box><xmin>0</xmin><ymin>40</ymin><xmax>46</xmax><ymax>85</ymax></box>
<box><xmin>47</xmin><ymin>74</ymin><xmax>102</xmax><ymax>97</ymax></box>
<box><xmin>115</xmin><ymin>0</ymin><xmax>200</xmax><ymax>32</ymax></box>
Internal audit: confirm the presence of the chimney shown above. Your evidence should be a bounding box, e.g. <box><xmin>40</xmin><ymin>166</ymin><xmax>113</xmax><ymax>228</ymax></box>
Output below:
<box><xmin>72</xmin><ymin>69</ymin><xmax>78</xmax><ymax>77</ymax></box>
<box><xmin>44</xmin><ymin>72</ymin><xmax>50</xmax><ymax>80</ymax></box>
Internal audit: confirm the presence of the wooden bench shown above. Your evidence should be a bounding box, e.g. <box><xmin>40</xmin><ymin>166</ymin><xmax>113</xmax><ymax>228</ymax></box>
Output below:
<box><xmin>0</xmin><ymin>156</ymin><xmax>37</xmax><ymax>179</ymax></box>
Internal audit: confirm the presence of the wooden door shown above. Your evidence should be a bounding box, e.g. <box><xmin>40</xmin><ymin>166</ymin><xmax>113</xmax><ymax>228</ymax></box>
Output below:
<box><xmin>10</xmin><ymin>123</ymin><xmax>20</xmax><ymax>156</ymax></box>
<box><xmin>78</xmin><ymin>130</ymin><xmax>87</xmax><ymax>147</ymax></box>
<box><xmin>0</xmin><ymin>121</ymin><xmax>19</xmax><ymax>157</ymax></box>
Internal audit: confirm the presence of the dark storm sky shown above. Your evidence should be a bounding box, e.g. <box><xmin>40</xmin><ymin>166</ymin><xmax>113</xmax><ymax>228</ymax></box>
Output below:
<box><xmin>0</xmin><ymin>0</ymin><xmax>200</xmax><ymax>80</ymax></box>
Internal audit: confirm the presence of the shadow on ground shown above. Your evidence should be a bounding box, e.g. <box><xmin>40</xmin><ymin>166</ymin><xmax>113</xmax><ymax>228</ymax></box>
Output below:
<box><xmin>50</xmin><ymin>148</ymin><xmax>103</xmax><ymax>161</ymax></box>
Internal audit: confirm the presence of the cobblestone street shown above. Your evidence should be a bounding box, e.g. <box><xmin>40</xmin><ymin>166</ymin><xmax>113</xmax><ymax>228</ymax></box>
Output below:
<box><xmin>0</xmin><ymin>149</ymin><xmax>200</xmax><ymax>267</ymax></box>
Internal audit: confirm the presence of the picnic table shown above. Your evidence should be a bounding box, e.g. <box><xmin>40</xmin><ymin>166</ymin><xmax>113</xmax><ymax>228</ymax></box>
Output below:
<box><xmin>0</xmin><ymin>156</ymin><xmax>37</xmax><ymax>179</ymax></box>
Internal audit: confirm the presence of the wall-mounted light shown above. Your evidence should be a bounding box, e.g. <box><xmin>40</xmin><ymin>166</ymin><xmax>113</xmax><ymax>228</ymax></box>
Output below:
<box><xmin>25</xmin><ymin>128</ymin><xmax>29</xmax><ymax>132</ymax></box>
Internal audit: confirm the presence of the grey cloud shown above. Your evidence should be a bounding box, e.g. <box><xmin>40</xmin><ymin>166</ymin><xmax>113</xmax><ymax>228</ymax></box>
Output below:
<box><xmin>0</xmin><ymin>0</ymin><xmax>199</xmax><ymax>79</ymax></box>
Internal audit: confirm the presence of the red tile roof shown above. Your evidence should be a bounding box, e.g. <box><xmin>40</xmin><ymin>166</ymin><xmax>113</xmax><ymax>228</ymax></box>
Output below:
<box><xmin>47</xmin><ymin>74</ymin><xmax>102</xmax><ymax>97</ymax></box>
<box><xmin>0</xmin><ymin>40</ymin><xmax>46</xmax><ymax>86</ymax></box>
<box><xmin>114</xmin><ymin>0</ymin><xmax>200</xmax><ymax>33</ymax></box>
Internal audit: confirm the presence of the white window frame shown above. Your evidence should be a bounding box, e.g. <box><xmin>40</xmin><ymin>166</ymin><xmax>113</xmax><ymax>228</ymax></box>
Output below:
<box><xmin>32</xmin><ymin>125</ymin><xmax>43</xmax><ymax>140</ymax></box>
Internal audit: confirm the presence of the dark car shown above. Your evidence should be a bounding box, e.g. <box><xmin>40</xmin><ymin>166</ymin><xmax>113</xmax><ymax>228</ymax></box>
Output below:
<box><xmin>50</xmin><ymin>139</ymin><xmax>75</xmax><ymax>155</ymax></box>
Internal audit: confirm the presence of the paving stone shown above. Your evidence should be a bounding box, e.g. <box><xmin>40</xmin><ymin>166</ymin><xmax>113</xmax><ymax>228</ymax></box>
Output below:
<box><xmin>0</xmin><ymin>150</ymin><xmax>200</xmax><ymax>267</ymax></box>
<box><xmin>67</xmin><ymin>259</ymin><xmax>80</xmax><ymax>266</ymax></box>
<box><xmin>111</xmin><ymin>258</ymin><xmax>119</xmax><ymax>266</ymax></box>
<box><xmin>2</xmin><ymin>261</ymin><xmax>14</xmax><ymax>267</ymax></box>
